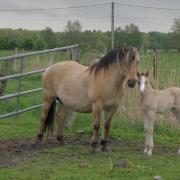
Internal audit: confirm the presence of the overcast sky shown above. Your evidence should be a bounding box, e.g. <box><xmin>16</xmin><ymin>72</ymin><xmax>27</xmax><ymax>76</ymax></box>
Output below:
<box><xmin>0</xmin><ymin>0</ymin><xmax>180</xmax><ymax>32</ymax></box>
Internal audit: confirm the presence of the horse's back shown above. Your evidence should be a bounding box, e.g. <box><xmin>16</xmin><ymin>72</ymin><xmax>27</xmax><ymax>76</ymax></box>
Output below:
<box><xmin>44</xmin><ymin>61</ymin><xmax>88</xmax><ymax>77</ymax></box>
<box><xmin>43</xmin><ymin>61</ymin><xmax>88</xmax><ymax>86</ymax></box>
<box><xmin>43</xmin><ymin>61</ymin><xmax>92</xmax><ymax>112</ymax></box>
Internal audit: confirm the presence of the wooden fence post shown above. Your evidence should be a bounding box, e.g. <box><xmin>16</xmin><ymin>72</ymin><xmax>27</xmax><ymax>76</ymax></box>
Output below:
<box><xmin>0</xmin><ymin>59</ymin><xmax>15</xmax><ymax>96</ymax></box>
<box><xmin>152</xmin><ymin>48</ymin><xmax>157</xmax><ymax>79</ymax></box>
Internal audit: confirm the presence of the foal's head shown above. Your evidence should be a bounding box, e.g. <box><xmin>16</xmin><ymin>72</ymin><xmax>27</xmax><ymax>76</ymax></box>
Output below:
<box><xmin>137</xmin><ymin>70</ymin><xmax>150</xmax><ymax>94</ymax></box>
<box><xmin>123</xmin><ymin>45</ymin><xmax>140</xmax><ymax>88</ymax></box>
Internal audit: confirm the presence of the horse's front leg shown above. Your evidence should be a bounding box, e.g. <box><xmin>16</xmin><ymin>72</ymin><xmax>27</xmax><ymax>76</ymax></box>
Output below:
<box><xmin>100</xmin><ymin>107</ymin><xmax>117</xmax><ymax>151</ymax></box>
<box><xmin>90</xmin><ymin>102</ymin><xmax>102</xmax><ymax>147</ymax></box>
<box><xmin>144</xmin><ymin>111</ymin><xmax>155</xmax><ymax>156</ymax></box>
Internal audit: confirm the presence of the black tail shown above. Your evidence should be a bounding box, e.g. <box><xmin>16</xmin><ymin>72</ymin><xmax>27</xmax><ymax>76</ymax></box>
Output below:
<box><xmin>44</xmin><ymin>98</ymin><xmax>56</xmax><ymax>135</ymax></box>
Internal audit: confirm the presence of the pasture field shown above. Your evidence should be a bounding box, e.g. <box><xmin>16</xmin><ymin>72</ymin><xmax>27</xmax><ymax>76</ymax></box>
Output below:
<box><xmin>0</xmin><ymin>49</ymin><xmax>180</xmax><ymax>179</ymax></box>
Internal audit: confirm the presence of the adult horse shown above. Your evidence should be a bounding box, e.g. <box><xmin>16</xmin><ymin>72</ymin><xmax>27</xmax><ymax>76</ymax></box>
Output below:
<box><xmin>37</xmin><ymin>46</ymin><xmax>140</xmax><ymax>149</ymax></box>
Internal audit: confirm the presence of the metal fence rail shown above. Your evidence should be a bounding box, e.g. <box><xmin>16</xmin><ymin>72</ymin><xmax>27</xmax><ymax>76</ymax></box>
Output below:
<box><xmin>0</xmin><ymin>44</ymin><xmax>79</xmax><ymax>120</ymax></box>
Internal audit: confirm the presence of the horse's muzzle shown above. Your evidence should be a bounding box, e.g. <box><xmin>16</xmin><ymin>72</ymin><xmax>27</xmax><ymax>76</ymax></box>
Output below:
<box><xmin>127</xmin><ymin>79</ymin><xmax>136</xmax><ymax>88</ymax></box>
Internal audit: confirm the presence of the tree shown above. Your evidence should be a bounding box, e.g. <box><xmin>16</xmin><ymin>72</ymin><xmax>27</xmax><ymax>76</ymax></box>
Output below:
<box><xmin>115</xmin><ymin>24</ymin><xmax>142</xmax><ymax>47</ymax></box>
<box><xmin>64</xmin><ymin>20</ymin><xmax>82</xmax><ymax>32</ymax></box>
<box><xmin>72</xmin><ymin>20</ymin><xmax>82</xmax><ymax>32</ymax></box>
<box><xmin>115</xmin><ymin>26</ymin><xmax>123</xmax><ymax>32</ymax></box>
<box><xmin>64</xmin><ymin>21</ymin><xmax>73</xmax><ymax>32</ymax></box>
<box><xmin>21</xmin><ymin>38</ymin><xmax>33</xmax><ymax>50</ymax></box>
<box><xmin>33</xmin><ymin>39</ymin><xmax>46</xmax><ymax>50</ymax></box>
<box><xmin>172</xmin><ymin>18</ymin><xmax>180</xmax><ymax>33</ymax></box>
<box><xmin>41</xmin><ymin>27</ymin><xmax>57</xmax><ymax>49</ymax></box>
<box><xmin>124</xmin><ymin>23</ymin><xmax>139</xmax><ymax>33</ymax></box>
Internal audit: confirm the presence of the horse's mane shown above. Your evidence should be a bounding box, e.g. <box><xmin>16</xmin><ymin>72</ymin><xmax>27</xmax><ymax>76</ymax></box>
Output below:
<box><xmin>87</xmin><ymin>48</ymin><xmax>126</xmax><ymax>75</ymax></box>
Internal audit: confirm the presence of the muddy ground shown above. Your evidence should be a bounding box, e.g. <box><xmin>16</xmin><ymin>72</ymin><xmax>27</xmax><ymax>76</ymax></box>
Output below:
<box><xmin>0</xmin><ymin>134</ymin><xmax>177</xmax><ymax>168</ymax></box>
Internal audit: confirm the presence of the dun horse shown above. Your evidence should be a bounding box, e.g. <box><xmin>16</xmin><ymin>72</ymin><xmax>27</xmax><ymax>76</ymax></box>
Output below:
<box><xmin>37</xmin><ymin>46</ymin><xmax>140</xmax><ymax>150</ymax></box>
<box><xmin>138</xmin><ymin>70</ymin><xmax>180</xmax><ymax>156</ymax></box>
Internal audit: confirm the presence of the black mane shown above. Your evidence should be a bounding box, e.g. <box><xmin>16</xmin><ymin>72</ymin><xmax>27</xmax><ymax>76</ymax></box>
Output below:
<box><xmin>88</xmin><ymin>48</ymin><xmax>126</xmax><ymax>75</ymax></box>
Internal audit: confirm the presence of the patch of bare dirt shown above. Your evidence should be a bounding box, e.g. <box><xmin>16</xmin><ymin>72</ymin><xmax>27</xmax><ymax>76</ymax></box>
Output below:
<box><xmin>0</xmin><ymin>134</ymin><xmax>177</xmax><ymax>168</ymax></box>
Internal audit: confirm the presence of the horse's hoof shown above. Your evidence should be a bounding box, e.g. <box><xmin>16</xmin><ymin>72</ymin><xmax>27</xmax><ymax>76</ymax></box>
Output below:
<box><xmin>100</xmin><ymin>139</ymin><xmax>108</xmax><ymax>152</ymax></box>
<box><xmin>100</xmin><ymin>139</ymin><xmax>108</xmax><ymax>145</ymax></box>
<box><xmin>101</xmin><ymin>145</ymin><xmax>108</xmax><ymax>152</ymax></box>
<box><xmin>57</xmin><ymin>135</ymin><xmax>67</xmax><ymax>146</ymax></box>
<box><xmin>36</xmin><ymin>134</ymin><xmax>43</xmax><ymax>144</ymax></box>
<box><xmin>147</xmin><ymin>152</ymin><xmax>152</xmax><ymax>156</ymax></box>
<box><xmin>177</xmin><ymin>149</ymin><xmax>180</xmax><ymax>155</ymax></box>
<box><xmin>58</xmin><ymin>140</ymin><xmax>68</xmax><ymax>146</ymax></box>
<box><xmin>90</xmin><ymin>140</ymin><xmax>98</xmax><ymax>148</ymax></box>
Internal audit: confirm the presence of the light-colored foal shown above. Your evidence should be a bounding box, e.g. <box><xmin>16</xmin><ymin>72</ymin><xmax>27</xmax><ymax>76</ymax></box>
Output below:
<box><xmin>138</xmin><ymin>70</ymin><xmax>180</xmax><ymax>156</ymax></box>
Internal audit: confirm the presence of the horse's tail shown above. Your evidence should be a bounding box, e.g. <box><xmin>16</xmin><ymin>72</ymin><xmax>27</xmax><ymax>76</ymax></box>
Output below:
<box><xmin>44</xmin><ymin>98</ymin><xmax>56</xmax><ymax>135</ymax></box>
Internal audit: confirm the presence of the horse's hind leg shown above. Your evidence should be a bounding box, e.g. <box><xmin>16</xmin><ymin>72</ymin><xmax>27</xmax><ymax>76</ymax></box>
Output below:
<box><xmin>37</xmin><ymin>95</ymin><xmax>54</xmax><ymax>142</ymax></box>
<box><xmin>56</xmin><ymin>104</ymin><xmax>68</xmax><ymax>145</ymax></box>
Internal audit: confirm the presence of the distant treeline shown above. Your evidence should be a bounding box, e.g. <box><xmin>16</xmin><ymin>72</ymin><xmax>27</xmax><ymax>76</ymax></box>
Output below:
<box><xmin>0</xmin><ymin>27</ymin><xmax>179</xmax><ymax>52</ymax></box>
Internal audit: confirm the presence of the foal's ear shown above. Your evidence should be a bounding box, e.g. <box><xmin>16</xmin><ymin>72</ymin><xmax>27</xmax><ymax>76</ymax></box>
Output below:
<box><xmin>145</xmin><ymin>70</ymin><xmax>149</xmax><ymax>77</ymax></box>
<box><xmin>123</xmin><ymin>43</ymin><xmax>129</xmax><ymax>54</ymax></box>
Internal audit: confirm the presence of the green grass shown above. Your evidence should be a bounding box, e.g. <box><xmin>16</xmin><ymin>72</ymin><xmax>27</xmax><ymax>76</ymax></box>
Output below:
<box><xmin>0</xmin><ymin>112</ymin><xmax>180</xmax><ymax>179</ymax></box>
<box><xmin>0</xmin><ymin>50</ymin><xmax>180</xmax><ymax>179</ymax></box>
<box><xmin>1</xmin><ymin>148</ymin><xmax>179</xmax><ymax>180</ymax></box>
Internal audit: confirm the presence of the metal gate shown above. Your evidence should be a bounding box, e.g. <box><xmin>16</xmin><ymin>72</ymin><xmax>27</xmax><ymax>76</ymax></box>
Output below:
<box><xmin>0</xmin><ymin>44</ymin><xmax>79</xmax><ymax>120</ymax></box>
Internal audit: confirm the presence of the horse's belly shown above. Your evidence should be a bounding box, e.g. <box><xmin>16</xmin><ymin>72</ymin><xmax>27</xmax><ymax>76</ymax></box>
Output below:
<box><xmin>57</xmin><ymin>91</ymin><xmax>92</xmax><ymax>113</ymax></box>
<box><xmin>156</xmin><ymin>96</ymin><xmax>174</xmax><ymax>113</ymax></box>
<box><xmin>64</xmin><ymin>100</ymin><xmax>92</xmax><ymax>113</ymax></box>
<box><xmin>157</xmin><ymin>104</ymin><xmax>173</xmax><ymax>113</ymax></box>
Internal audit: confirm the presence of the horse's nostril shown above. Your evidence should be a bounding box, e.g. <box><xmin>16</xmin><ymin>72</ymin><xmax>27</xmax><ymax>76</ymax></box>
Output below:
<box><xmin>127</xmin><ymin>80</ymin><xmax>136</xmax><ymax>88</ymax></box>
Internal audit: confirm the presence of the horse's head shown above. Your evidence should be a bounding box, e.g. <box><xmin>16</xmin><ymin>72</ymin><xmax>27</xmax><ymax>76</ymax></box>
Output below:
<box><xmin>123</xmin><ymin>45</ymin><xmax>140</xmax><ymax>88</ymax></box>
<box><xmin>137</xmin><ymin>70</ymin><xmax>149</xmax><ymax>95</ymax></box>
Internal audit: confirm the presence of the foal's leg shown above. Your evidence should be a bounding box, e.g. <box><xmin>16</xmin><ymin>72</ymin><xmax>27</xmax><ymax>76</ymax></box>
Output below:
<box><xmin>100</xmin><ymin>108</ymin><xmax>117</xmax><ymax>151</ymax></box>
<box><xmin>37</xmin><ymin>95</ymin><xmax>54</xmax><ymax>142</ymax></box>
<box><xmin>171</xmin><ymin>108</ymin><xmax>180</xmax><ymax>155</ymax></box>
<box><xmin>144</xmin><ymin>111</ymin><xmax>155</xmax><ymax>156</ymax></box>
<box><xmin>91</xmin><ymin>102</ymin><xmax>102</xmax><ymax>147</ymax></box>
<box><xmin>56</xmin><ymin>105</ymin><xmax>68</xmax><ymax>145</ymax></box>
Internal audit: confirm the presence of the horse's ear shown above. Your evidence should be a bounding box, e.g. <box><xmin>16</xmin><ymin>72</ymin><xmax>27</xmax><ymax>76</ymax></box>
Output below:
<box><xmin>145</xmin><ymin>70</ymin><xmax>149</xmax><ymax>77</ymax></box>
<box><xmin>123</xmin><ymin>43</ymin><xmax>129</xmax><ymax>54</ymax></box>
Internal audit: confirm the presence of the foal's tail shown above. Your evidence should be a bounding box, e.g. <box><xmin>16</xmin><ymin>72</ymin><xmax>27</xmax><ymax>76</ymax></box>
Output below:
<box><xmin>44</xmin><ymin>98</ymin><xmax>56</xmax><ymax>135</ymax></box>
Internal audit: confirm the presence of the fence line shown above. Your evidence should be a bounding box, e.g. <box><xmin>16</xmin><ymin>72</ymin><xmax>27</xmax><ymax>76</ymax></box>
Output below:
<box><xmin>0</xmin><ymin>44</ymin><xmax>79</xmax><ymax>120</ymax></box>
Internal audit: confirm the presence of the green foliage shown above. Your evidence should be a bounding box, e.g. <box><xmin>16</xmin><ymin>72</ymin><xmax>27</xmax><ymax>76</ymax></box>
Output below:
<box><xmin>41</xmin><ymin>27</ymin><xmax>57</xmax><ymax>49</ymax></box>
<box><xmin>33</xmin><ymin>38</ymin><xmax>46</xmax><ymax>50</ymax></box>
<box><xmin>0</xmin><ymin>21</ymin><xmax>179</xmax><ymax>52</ymax></box>
<box><xmin>21</xmin><ymin>38</ymin><xmax>34</xmax><ymax>50</ymax></box>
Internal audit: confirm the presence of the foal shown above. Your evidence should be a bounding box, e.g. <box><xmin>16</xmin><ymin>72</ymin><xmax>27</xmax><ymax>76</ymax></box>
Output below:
<box><xmin>138</xmin><ymin>70</ymin><xmax>180</xmax><ymax>156</ymax></box>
